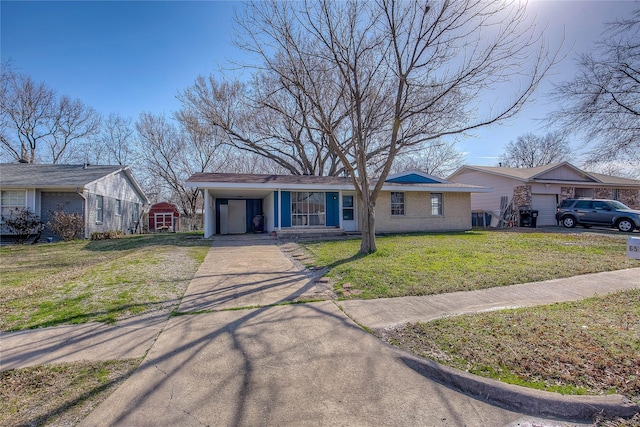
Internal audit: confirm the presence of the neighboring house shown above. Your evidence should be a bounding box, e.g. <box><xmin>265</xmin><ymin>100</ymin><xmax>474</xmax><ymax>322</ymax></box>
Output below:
<box><xmin>448</xmin><ymin>162</ymin><xmax>640</xmax><ymax>227</ymax></box>
<box><xmin>0</xmin><ymin>163</ymin><xmax>149</xmax><ymax>240</ymax></box>
<box><xmin>148</xmin><ymin>202</ymin><xmax>180</xmax><ymax>232</ymax></box>
<box><xmin>185</xmin><ymin>170</ymin><xmax>489</xmax><ymax>238</ymax></box>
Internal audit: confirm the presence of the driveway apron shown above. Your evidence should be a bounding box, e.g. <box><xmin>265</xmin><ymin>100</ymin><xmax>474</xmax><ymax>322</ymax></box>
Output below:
<box><xmin>79</xmin><ymin>236</ymin><xmax>540</xmax><ymax>427</ymax></box>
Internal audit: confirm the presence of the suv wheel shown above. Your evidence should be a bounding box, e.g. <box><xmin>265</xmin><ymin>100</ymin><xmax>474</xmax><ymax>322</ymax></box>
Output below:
<box><xmin>617</xmin><ymin>219</ymin><xmax>634</xmax><ymax>232</ymax></box>
<box><xmin>561</xmin><ymin>216</ymin><xmax>576</xmax><ymax>228</ymax></box>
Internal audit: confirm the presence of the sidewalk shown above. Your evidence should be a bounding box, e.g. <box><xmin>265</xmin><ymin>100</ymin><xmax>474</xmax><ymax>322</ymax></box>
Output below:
<box><xmin>339</xmin><ymin>268</ymin><xmax>640</xmax><ymax>331</ymax></box>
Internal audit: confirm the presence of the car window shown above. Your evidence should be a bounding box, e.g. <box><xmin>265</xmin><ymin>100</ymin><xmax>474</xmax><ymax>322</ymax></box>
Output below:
<box><xmin>574</xmin><ymin>201</ymin><xmax>591</xmax><ymax>209</ymax></box>
<box><xmin>559</xmin><ymin>200</ymin><xmax>574</xmax><ymax>208</ymax></box>
<box><xmin>593</xmin><ymin>201</ymin><xmax>608</xmax><ymax>210</ymax></box>
<box><xmin>609</xmin><ymin>200</ymin><xmax>630</xmax><ymax>210</ymax></box>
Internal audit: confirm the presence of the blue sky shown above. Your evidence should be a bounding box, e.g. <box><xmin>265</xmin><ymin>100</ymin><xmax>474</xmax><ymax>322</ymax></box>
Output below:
<box><xmin>1</xmin><ymin>1</ymin><xmax>637</xmax><ymax>167</ymax></box>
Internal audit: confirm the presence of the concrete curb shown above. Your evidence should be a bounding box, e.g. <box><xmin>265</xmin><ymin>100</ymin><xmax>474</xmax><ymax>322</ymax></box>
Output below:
<box><xmin>398</xmin><ymin>350</ymin><xmax>640</xmax><ymax>421</ymax></box>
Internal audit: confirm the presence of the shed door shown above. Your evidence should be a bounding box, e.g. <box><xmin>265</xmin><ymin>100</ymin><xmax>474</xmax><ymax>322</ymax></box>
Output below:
<box><xmin>155</xmin><ymin>212</ymin><xmax>174</xmax><ymax>230</ymax></box>
<box><xmin>532</xmin><ymin>194</ymin><xmax>558</xmax><ymax>226</ymax></box>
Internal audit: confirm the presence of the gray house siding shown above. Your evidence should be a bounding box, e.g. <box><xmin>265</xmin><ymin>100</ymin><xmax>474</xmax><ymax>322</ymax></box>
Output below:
<box><xmin>0</xmin><ymin>164</ymin><xmax>148</xmax><ymax>241</ymax></box>
<box><xmin>85</xmin><ymin>192</ymin><xmax>141</xmax><ymax>237</ymax></box>
<box><xmin>40</xmin><ymin>191</ymin><xmax>85</xmax><ymax>240</ymax></box>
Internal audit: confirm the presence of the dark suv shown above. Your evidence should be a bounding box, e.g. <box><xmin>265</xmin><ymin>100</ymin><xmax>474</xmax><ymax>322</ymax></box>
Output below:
<box><xmin>556</xmin><ymin>199</ymin><xmax>640</xmax><ymax>232</ymax></box>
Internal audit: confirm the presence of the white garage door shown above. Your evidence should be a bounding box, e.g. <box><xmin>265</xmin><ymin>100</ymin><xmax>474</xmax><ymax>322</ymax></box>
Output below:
<box><xmin>531</xmin><ymin>194</ymin><xmax>558</xmax><ymax>226</ymax></box>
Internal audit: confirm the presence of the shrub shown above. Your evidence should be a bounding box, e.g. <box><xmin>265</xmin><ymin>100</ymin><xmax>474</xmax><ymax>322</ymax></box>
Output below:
<box><xmin>1</xmin><ymin>208</ymin><xmax>45</xmax><ymax>244</ymax></box>
<box><xmin>47</xmin><ymin>208</ymin><xmax>84</xmax><ymax>241</ymax></box>
<box><xmin>90</xmin><ymin>230</ymin><xmax>123</xmax><ymax>241</ymax></box>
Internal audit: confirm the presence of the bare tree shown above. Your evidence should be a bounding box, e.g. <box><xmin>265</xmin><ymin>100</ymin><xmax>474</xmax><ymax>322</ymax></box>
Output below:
<box><xmin>179</xmin><ymin>71</ymin><xmax>345</xmax><ymax>176</ymax></box>
<box><xmin>552</xmin><ymin>9</ymin><xmax>640</xmax><ymax>163</ymax></box>
<box><xmin>0</xmin><ymin>66</ymin><xmax>100</xmax><ymax>164</ymax></box>
<box><xmin>95</xmin><ymin>113</ymin><xmax>135</xmax><ymax>165</ymax></box>
<box><xmin>0</xmin><ymin>68</ymin><xmax>56</xmax><ymax>163</ymax></box>
<box><xmin>136</xmin><ymin>111</ymin><xmax>229</xmax><ymax>228</ymax></box>
<box><xmin>497</xmin><ymin>131</ymin><xmax>573</xmax><ymax>168</ymax></box>
<box><xmin>581</xmin><ymin>159</ymin><xmax>640</xmax><ymax>180</ymax></box>
<box><xmin>48</xmin><ymin>96</ymin><xmax>101</xmax><ymax>164</ymax></box>
<box><xmin>391</xmin><ymin>140</ymin><xmax>466</xmax><ymax>177</ymax></box>
<box><xmin>224</xmin><ymin>0</ymin><xmax>557</xmax><ymax>253</ymax></box>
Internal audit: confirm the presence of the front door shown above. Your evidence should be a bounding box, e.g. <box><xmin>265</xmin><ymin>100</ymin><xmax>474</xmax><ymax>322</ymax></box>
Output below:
<box><xmin>342</xmin><ymin>192</ymin><xmax>357</xmax><ymax>231</ymax></box>
<box><xmin>228</xmin><ymin>200</ymin><xmax>246</xmax><ymax>234</ymax></box>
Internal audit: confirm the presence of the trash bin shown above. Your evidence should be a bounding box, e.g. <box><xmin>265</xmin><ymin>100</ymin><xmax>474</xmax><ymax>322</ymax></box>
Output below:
<box><xmin>531</xmin><ymin>210</ymin><xmax>538</xmax><ymax>228</ymax></box>
<box><xmin>490</xmin><ymin>210</ymin><xmax>502</xmax><ymax>228</ymax></box>
<box><xmin>519</xmin><ymin>206</ymin><xmax>532</xmax><ymax>227</ymax></box>
<box><xmin>252</xmin><ymin>214</ymin><xmax>264</xmax><ymax>233</ymax></box>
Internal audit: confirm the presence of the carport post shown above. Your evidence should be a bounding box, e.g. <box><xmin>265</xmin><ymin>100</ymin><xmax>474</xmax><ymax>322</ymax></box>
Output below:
<box><xmin>203</xmin><ymin>189</ymin><xmax>213</xmax><ymax>238</ymax></box>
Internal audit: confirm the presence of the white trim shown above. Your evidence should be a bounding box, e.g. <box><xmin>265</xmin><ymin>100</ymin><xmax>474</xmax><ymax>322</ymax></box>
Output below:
<box><xmin>277</xmin><ymin>189</ymin><xmax>281</xmax><ymax>231</ymax></box>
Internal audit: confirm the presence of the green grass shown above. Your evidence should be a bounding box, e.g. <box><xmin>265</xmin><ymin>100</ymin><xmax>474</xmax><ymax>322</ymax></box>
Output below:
<box><xmin>383</xmin><ymin>289</ymin><xmax>640</xmax><ymax>400</ymax></box>
<box><xmin>301</xmin><ymin>231</ymin><xmax>638</xmax><ymax>298</ymax></box>
<box><xmin>0</xmin><ymin>233</ymin><xmax>210</xmax><ymax>331</ymax></box>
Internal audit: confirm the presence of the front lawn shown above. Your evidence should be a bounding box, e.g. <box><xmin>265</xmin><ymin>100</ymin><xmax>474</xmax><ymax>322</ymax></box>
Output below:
<box><xmin>0</xmin><ymin>233</ymin><xmax>210</xmax><ymax>331</ymax></box>
<box><xmin>301</xmin><ymin>231</ymin><xmax>637</xmax><ymax>298</ymax></box>
<box><xmin>380</xmin><ymin>289</ymin><xmax>640</xmax><ymax>427</ymax></box>
<box><xmin>381</xmin><ymin>289</ymin><xmax>640</xmax><ymax>399</ymax></box>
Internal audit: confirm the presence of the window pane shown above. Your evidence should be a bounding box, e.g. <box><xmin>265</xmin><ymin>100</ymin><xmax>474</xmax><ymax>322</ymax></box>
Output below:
<box><xmin>343</xmin><ymin>195</ymin><xmax>353</xmax><ymax>208</ymax></box>
<box><xmin>574</xmin><ymin>201</ymin><xmax>591</xmax><ymax>209</ymax></box>
<box><xmin>1</xmin><ymin>190</ymin><xmax>26</xmax><ymax>206</ymax></box>
<box><xmin>431</xmin><ymin>193</ymin><xmax>443</xmax><ymax>216</ymax></box>
<box><xmin>96</xmin><ymin>195</ymin><xmax>103</xmax><ymax>222</ymax></box>
<box><xmin>291</xmin><ymin>192</ymin><xmax>326</xmax><ymax>226</ymax></box>
<box><xmin>391</xmin><ymin>192</ymin><xmax>404</xmax><ymax>215</ymax></box>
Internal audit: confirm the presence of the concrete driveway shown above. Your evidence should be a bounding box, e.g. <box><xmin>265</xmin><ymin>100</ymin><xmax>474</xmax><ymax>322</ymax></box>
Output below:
<box><xmin>79</xmin><ymin>236</ymin><xmax>558</xmax><ymax>426</ymax></box>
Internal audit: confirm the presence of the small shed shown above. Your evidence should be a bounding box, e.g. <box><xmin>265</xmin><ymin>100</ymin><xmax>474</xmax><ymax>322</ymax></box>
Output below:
<box><xmin>148</xmin><ymin>202</ymin><xmax>180</xmax><ymax>232</ymax></box>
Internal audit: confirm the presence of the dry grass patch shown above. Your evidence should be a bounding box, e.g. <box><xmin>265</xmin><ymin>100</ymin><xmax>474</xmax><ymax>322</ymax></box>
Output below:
<box><xmin>0</xmin><ymin>359</ymin><xmax>141</xmax><ymax>427</ymax></box>
<box><xmin>381</xmin><ymin>289</ymin><xmax>640</xmax><ymax>402</ymax></box>
<box><xmin>0</xmin><ymin>233</ymin><xmax>210</xmax><ymax>331</ymax></box>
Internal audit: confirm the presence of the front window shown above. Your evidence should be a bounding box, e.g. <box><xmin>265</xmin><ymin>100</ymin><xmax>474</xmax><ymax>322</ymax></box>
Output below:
<box><xmin>342</xmin><ymin>195</ymin><xmax>354</xmax><ymax>221</ymax></box>
<box><xmin>291</xmin><ymin>192</ymin><xmax>325</xmax><ymax>226</ymax></box>
<box><xmin>115</xmin><ymin>199</ymin><xmax>122</xmax><ymax>216</ymax></box>
<box><xmin>1</xmin><ymin>190</ymin><xmax>26</xmax><ymax>221</ymax></box>
<box><xmin>575</xmin><ymin>188</ymin><xmax>594</xmax><ymax>198</ymax></box>
<box><xmin>431</xmin><ymin>193</ymin><xmax>443</xmax><ymax>216</ymax></box>
<box><xmin>96</xmin><ymin>195</ymin><xmax>103</xmax><ymax>222</ymax></box>
<box><xmin>391</xmin><ymin>192</ymin><xmax>405</xmax><ymax>215</ymax></box>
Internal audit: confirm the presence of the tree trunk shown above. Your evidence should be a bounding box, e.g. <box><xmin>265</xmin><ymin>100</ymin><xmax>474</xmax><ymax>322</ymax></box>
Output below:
<box><xmin>359</xmin><ymin>191</ymin><xmax>377</xmax><ymax>254</ymax></box>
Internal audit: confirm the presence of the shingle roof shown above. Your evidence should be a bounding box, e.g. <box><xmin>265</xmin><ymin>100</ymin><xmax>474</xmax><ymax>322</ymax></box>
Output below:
<box><xmin>0</xmin><ymin>163</ymin><xmax>124</xmax><ymax>188</ymax></box>
<box><xmin>186</xmin><ymin>172</ymin><xmax>489</xmax><ymax>192</ymax></box>
<box><xmin>186</xmin><ymin>173</ymin><xmax>353</xmax><ymax>186</ymax></box>
<box><xmin>585</xmin><ymin>171</ymin><xmax>640</xmax><ymax>186</ymax></box>
<box><xmin>451</xmin><ymin>162</ymin><xmax>640</xmax><ymax>186</ymax></box>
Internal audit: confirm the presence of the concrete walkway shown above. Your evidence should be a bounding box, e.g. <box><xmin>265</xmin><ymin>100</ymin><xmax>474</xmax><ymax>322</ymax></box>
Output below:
<box><xmin>340</xmin><ymin>268</ymin><xmax>640</xmax><ymax>331</ymax></box>
<box><xmin>2</xmin><ymin>235</ymin><xmax>639</xmax><ymax>425</ymax></box>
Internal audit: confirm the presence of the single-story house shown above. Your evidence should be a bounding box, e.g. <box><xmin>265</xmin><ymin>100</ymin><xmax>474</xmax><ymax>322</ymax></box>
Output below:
<box><xmin>148</xmin><ymin>202</ymin><xmax>180</xmax><ymax>232</ymax></box>
<box><xmin>0</xmin><ymin>163</ymin><xmax>149</xmax><ymax>240</ymax></box>
<box><xmin>185</xmin><ymin>170</ymin><xmax>489</xmax><ymax>238</ymax></box>
<box><xmin>448</xmin><ymin>162</ymin><xmax>640</xmax><ymax>227</ymax></box>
